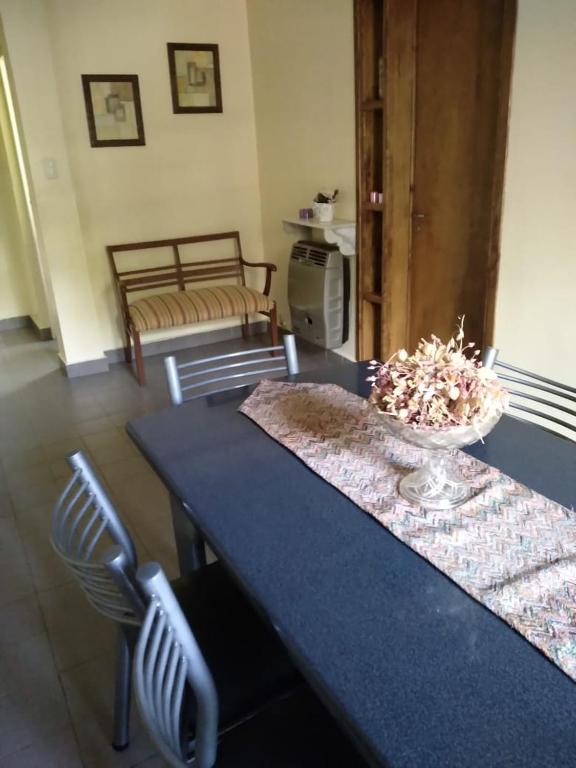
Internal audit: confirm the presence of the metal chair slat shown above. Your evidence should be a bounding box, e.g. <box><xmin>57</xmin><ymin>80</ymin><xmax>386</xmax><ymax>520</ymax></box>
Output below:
<box><xmin>51</xmin><ymin>450</ymin><xmax>145</xmax><ymax>750</ymax></box>
<box><xmin>180</xmin><ymin>365</ymin><xmax>290</xmax><ymax>393</ymax></box>
<box><xmin>483</xmin><ymin>346</ymin><xmax>576</xmax><ymax>440</ymax></box>
<box><xmin>135</xmin><ymin>564</ymin><xmax>219</xmax><ymax>768</ymax></box>
<box><xmin>164</xmin><ymin>334</ymin><xmax>299</xmax><ymax>406</ymax></box>
<box><xmin>178</xmin><ymin>355</ymin><xmax>287</xmax><ymax>381</ymax></box>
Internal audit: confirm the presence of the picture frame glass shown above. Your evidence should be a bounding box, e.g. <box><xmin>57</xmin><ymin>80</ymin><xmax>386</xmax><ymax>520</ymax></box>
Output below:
<box><xmin>174</xmin><ymin>49</ymin><xmax>218</xmax><ymax>108</ymax></box>
<box><xmin>89</xmin><ymin>80</ymin><xmax>140</xmax><ymax>142</ymax></box>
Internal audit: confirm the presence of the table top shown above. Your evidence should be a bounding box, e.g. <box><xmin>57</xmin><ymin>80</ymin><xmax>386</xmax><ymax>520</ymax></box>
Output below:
<box><xmin>127</xmin><ymin>362</ymin><xmax>576</xmax><ymax>768</ymax></box>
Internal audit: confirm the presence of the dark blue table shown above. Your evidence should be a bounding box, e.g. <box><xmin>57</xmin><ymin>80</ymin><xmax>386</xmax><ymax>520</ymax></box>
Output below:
<box><xmin>127</xmin><ymin>362</ymin><xmax>576</xmax><ymax>768</ymax></box>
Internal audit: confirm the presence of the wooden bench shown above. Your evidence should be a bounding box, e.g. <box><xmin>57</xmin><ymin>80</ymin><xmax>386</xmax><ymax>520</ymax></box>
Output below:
<box><xmin>107</xmin><ymin>231</ymin><xmax>278</xmax><ymax>385</ymax></box>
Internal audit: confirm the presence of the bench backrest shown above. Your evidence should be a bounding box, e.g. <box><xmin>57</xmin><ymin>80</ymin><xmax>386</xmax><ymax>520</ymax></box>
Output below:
<box><xmin>106</xmin><ymin>232</ymin><xmax>246</xmax><ymax>299</ymax></box>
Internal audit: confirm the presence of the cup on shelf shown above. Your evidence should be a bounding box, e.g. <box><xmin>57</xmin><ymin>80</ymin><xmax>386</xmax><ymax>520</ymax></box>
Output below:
<box><xmin>313</xmin><ymin>201</ymin><xmax>335</xmax><ymax>223</ymax></box>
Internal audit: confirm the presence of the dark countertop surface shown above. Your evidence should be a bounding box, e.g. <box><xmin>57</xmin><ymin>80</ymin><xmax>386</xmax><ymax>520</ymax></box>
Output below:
<box><xmin>128</xmin><ymin>362</ymin><xmax>576</xmax><ymax>768</ymax></box>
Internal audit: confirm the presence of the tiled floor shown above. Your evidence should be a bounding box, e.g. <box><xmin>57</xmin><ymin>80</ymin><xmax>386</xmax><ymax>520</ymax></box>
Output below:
<box><xmin>0</xmin><ymin>328</ymin><xmax>347</xmax><ymax>767</ymax></box>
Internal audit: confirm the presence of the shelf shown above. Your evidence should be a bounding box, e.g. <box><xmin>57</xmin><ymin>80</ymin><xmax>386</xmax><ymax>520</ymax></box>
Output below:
<box><xmin>282</xmin><ymin>217</ymin><xmax>356</xmax><ymax>257</ymax></box>
<box><xmin>363</xmin><ymin>292</ymin><xmax>382</xmax><ymax>305</ymax></box>
<box><xmin>282</xmin><ymin>216</ymin><xmax>355</xmax><ymax>231</ymax></box>
<box><xmin>361</xmin><ymin>99</ymin><xmax>384</xmax><ymax>111</ymax></box>
<box><xmin>363</xmin><ymin>203</ymin><xmax>384</xmax><ymax>212</ymax></box>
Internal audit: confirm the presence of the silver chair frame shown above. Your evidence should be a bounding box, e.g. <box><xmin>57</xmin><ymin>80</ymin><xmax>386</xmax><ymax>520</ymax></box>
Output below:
<box><xmin>51</xmin><ymin>450</ymin><xmax>146</xmax><ymax>750</ymax></box>
<box><xmin>134</xmin><ymin>562</ymin><xmax>219</xmax><ymax>768</ymax></box>
<box><xmin>483</xmin><ymin>346</ymin><xmax>576</xmax><ymax>438</ymax></box>
<box><xmin>164</xmin><ymin>333</ymin><xmax>299</xmax><ymax>406</ymax></box>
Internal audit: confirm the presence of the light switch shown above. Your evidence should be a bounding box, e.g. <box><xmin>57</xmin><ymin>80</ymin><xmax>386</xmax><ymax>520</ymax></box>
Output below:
<box><xmin>43</xmin><ymin>157</ymin><xmax>58</xmax><ymax>180</ymax></box>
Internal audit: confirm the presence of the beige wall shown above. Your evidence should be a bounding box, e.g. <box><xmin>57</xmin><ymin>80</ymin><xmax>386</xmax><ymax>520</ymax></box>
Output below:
<box><xmin>247</xmin><ymin>0</ymin><xmax>357</xmax><ymax>359</ymax></box>
<box><xmin>495</xmin><ymin>0</ymin><xmax>576</xmax><ymax>383</ymax></box>
<box><xmin>44</xmin><ymin>0</ymin><xmax>265</xmax><ymax>354</ymax></box>
<box><xmin>2</xmin><ymin>0</ymin><xmax>355</xmax><ymax>366</ymax></box>
<box><xmin>4</xmin><ymin>0</ymin><xmax>570</xmax><ymax>377</ymax></box>
<box><xmin>0</xmin><ymin>76</ymin><xmax>31</xmax><ymax>321</ymax></box>
<box><xmin>0</xmin><ymin>0</ymin><xmax>103</xmax><ymax>363</ymax></box>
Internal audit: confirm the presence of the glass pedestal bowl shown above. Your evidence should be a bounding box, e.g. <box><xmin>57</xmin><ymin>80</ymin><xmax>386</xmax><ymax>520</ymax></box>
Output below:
<box><xmin>380</xmin><ymin>410</ymin><xmax>502</xmax><ymax>510</ymax></box>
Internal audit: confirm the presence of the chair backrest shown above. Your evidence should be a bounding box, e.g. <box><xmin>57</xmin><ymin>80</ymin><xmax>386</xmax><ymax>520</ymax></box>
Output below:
<box><xmin>107</xmin><ymin>232</ymin><xmax>246</xmax><ymax>324</ymax></box>
<box><xmin>134</xmin><ymin>562</ymin><xmax>219</xmax><ymax>768</ymax></box>
<box><xmin>164</xmin><ymin>333</ymin><xmax>299</xmax><ymax>406</ymax></box>
<box><xmin>483</xmin><ymin>346</ymin><xmax>576</xmax><ymax>439</ymax></box>
<box><xmin>51</xmin><ymin>450</ymin><xmax>144</xmax><ymax>625</ymax></box>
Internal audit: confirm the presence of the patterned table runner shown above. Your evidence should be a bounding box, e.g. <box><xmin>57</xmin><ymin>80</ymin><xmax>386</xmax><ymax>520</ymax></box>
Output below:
<box><xmin>240</xmin><ymin>379</ymin><xmax>576</xmax><ymax>681</ymax></box>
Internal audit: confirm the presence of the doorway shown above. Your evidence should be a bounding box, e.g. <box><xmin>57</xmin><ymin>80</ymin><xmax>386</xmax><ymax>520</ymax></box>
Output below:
<box><xmin>0</xmin><ymin>53</ymin><xmax>53</xmax><ymax>342</ymax></box>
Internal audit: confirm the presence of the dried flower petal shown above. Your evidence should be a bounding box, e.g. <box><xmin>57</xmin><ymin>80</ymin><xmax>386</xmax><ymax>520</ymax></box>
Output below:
<box><xmin>367</xmin><ymin>318</ymin><xmax>508</xmax><ymax>429</ymax></box>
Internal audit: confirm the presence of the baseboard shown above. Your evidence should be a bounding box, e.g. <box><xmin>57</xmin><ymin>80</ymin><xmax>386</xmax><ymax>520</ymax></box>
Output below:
<box><xmin>61</xmin><ymin>321</ymin><xmax>270</xmax><ymax>379</ymax></box>
<box><xmin>60</xmin><ymin>355</ymin><xmax>110</xmax><ymax>378</ymax></box>
<box><xmin>104</xmin><ymin>321</ymin><xmax>269</xmax><ymax>364</ymax></box>
<box><xmin>0</xmin><ymin>314</ymin><xmax>52</xmax><ymax>340</ymax></box>
<box><xmin>31</xmin><ymin>317</ymin><xmax>52</xmax><ymax>341</ymax></box>
<box><xmin>0</xmin><ymin>315</ymin><xmax>31</xmax><ymax>331</ymax></box>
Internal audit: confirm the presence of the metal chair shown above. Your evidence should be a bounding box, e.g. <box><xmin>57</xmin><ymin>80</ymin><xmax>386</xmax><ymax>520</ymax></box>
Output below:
<box><xmin>52</xmin><ymin>451</ymin><xmax>298</xmax><ymax>754</ymax></box>
<box><xmin>483</xmin><ymin>346</ymin><xmax>576</xmax><ymax>439</ymax></box>
<box><xmin>50</xmin><ymin>450</ymin><xmax>145</xmax><ymax>751</ymax></box>
<box><xmin>164</xmin><ymin>333</ymin><xmax>299</xmax><ymax>406</ymax></box>
<box><xmin>134</xmin><ymin>562</ymin><xmax>367</xmax><ymax>768</ymax></box>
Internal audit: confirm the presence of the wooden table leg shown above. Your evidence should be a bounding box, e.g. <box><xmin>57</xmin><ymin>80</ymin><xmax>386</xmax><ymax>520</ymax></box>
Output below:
<box><xmin>170</xmin><ymin>494</ymin><xmax>207</xmax><ymax>573</ymax></box>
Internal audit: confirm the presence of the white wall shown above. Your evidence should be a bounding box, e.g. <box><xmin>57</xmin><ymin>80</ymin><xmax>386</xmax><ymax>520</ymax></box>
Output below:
<box><xmin>247</xmin><ymin>0</ymin><xmax>357</xmax><ymax>359</ymax></box>
<box><xmin>495</xmin><ymin>0</ymin><xmax>576</xmax><ymax>384</ymax></box>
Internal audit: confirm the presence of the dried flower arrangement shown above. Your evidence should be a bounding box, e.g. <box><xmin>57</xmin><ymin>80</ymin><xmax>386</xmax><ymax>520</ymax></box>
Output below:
<box><xmin>368</xmin><ymin>318</ymin><xmax>508</xmax><ymax>430</ymax></box>
<box><xmin>313</xmin><ymin>189</ymin><xmax>339</xmax><ymax>204</ymax></box>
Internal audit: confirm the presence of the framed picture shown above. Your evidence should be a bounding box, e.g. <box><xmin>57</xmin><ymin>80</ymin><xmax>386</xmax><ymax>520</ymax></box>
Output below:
<box><xmin>167</xmin><ymin>43</ymin><xmax>223</xmax><ymax>114</ymax></box>
<box><xmin>81</xmin><ymin>74</ymin><xmax>145</xmax><ymax>147</ymax></box>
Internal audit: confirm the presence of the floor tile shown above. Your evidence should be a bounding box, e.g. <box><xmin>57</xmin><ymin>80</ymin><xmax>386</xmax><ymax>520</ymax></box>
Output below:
<box><xmin>41</xmin><ymin>438</ymin><xmax>86</xmax><ymax>462</ymax></box>
<box><xmin>4</xmin><ymin>465</ymin><xmax>55</xmax><ymax>494</ymax></box>
<box><xmin>0</xmin><ymin>523</ymin><xmax>35</xmax><ymax>608</ymax></box>
<box><xmin>81</xmin><ymin>429</ymin><xmax>132</xmax><ymax>452</ymax></box>
<box><xmin>0</xmin><ymin>633</ymin><xmax>70</xmax><ymax>758</ymax></box>
<box><xmin>89</xmin><ymin>441</ymin><xmax>139</xmax><ymax>465</ymax></box>
<box><xmin>0</xmin><ymin>448</ymin><xmax>45</xmax><ymax>474</ymax></box>
<box><xmin>9</xmin><ymin>503</ymin><xmax>54</xmax><ymax>531</ymax></box>
<box><xmin>0</xmin><ymin>725</ymin><xmax>82</xmax><ymax>768</ymax></box>
<box><xmin>61</xmin><ymin>652</ymin><xmax>156</xmax><ymax>768</ymax></box>
<box><xmin>131</xmin><ymin>757</ymin><xmax>165</xmax><ymax>768</ymax></box>
<box><xmin>97</xmin><ymin>457</ymin><xmax>154</xmax><ymax>488</ymax></box>
<box><xmin>38</xmin><ymin>582</ymin><xmax>116</xmax><ymax>672</ymax></box>
<box><xmin>0</xmin><ymin>493</ymin><xmax>14</xmax><ymax>519</ymax></box>
<box><xmin>0</xmin><ymin>326</ymin><xmax>342</xmax><ymax>767</ymax></box>
<box><xmin>9</xmin><ymin>481</ymin><xmax>61</xmax><ymax>517</ymax></box>
<box><xmin>73</xmin><ymin>416</ymin><xmax>119</xmax><ymax>436</ymax></box>
<box><xmin>18</xmin><ymin>519</ymin><xmax>74</xmax><ymax>592</ymax></box>
<box><xmin>0</xmin><ymin>596</ymin><xmax>45</xmax><ymax>649</ymax></box>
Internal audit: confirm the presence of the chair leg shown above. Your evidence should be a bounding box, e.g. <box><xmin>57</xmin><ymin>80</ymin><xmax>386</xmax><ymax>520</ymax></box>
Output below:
<box><xmin>269</xmin><ymin>306</ymin><xmax>279</xmax><ymax>355</ymax></box>
<box><xmin>112</xmin><ymin>629</ymin><xmax>132</xmax><ymax>751</ymax></box>
<box><xmin>132</xmin><ymin>330</ymin><xmax>146</xmax><ymax>386</ymax></box>
<box><xmin>242</xmin><ymin>313</ymin><xmax>250</xmax><ymax>340</ymax></box>
<box><xmin>124</xmin><ymin>328</ymin><xmax>132</xmax><ymax>363</ymax></box>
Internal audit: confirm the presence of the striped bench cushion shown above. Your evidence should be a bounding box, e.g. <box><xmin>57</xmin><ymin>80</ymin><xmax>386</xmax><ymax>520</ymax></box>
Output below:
<box><xmin>128</xmin><ymin>286</ymin><xmax>274</xmax><ymax>333</ymax></box>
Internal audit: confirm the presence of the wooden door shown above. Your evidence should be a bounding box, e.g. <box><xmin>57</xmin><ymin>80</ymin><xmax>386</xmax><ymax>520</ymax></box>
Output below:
<box><xmin>408</xmin><ymin>0</ymin><xmax>515</xmax><ymax>350</ymax></box>
<box><xmin>354</xmin><ymin>0</ymin><xmax>516</xmax><ymax>360</ymax></box>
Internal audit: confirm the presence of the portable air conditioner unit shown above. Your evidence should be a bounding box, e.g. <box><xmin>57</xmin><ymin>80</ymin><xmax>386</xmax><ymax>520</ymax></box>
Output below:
<box><xmin>288</xmin><ymin>240</ymin><xmax>349</xmax><ymax>349</ymax></box>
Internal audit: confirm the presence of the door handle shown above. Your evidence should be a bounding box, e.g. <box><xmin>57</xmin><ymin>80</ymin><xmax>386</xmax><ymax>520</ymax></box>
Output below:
<box><xmin>412</xmin><ymin>212</ymin><xmax>426</xmax><ymax>219</ymax></box>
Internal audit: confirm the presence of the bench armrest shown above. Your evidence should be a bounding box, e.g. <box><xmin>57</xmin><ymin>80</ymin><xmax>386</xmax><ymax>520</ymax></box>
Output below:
<box><xmin>241</xmin><ymin>258</ymin><xmax>277</xmax><ymax>296</ymax></box>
